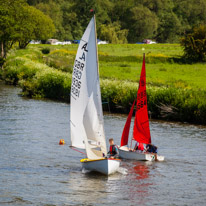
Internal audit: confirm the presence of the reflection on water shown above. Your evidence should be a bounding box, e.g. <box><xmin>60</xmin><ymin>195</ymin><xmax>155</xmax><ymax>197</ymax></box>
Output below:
<box><xmin>133</xmin><ymin>161</ymin><xmax>150</xmax><ymax>180</ymax></box>
<box><xmin>0</xmin><ymin>83</ymin><xmax>206</xmax><ymax>206</ymax></box>
<box><xmin>127</xmin><ymin>162</ymin><xmax>151</xmax><ymax>206</ymax></box>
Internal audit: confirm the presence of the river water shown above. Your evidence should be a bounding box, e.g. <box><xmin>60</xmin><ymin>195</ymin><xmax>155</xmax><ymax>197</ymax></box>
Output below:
<box><xmin>0</xmin><ymin>83</ymin><xmax>206</xmax><ymax>206</ymax></box>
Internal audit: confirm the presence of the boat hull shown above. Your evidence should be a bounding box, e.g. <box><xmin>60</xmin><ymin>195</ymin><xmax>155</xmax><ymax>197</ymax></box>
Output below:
<box><xmin>80</xmin><ymin>158</ymin><xmax>120</xmax><ymax>175</ymax></box>
<box><xmin>119</xmin><ymin>146</ymin><xmax>164</xmax><ymax>161</ymax></box>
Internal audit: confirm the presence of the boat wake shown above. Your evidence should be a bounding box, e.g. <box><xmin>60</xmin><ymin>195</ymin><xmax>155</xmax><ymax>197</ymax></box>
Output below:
<box><xmin>81</xmin><ymin>168</ymin><xmax>91</xmax><ymax>174</ymax></box>
<box><xmin>117</xmin><ymin>167</ymin><xmax>128</xmax><ymax>175</ymax></box>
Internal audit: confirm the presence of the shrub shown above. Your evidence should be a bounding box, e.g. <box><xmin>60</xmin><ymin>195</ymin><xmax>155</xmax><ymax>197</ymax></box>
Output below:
<box><xmin>41</xmin><ymin>48</ymin><xmax>50</xmax><ymax>54</ymax></box>
<box><xmin>44</xmin><ymin>49</ymin><xmax>75</xmax><ymax>73</ymax></box>
<box><xmin>2</xmin><ymin>44</ymin><xmax>206</xmax><ymax>125</ymax></box>
<box><xmin>34</xmin><ymin>68</ymin><xmax>71</xmax><ymax>100</ymax></box>
<box><xmin>181</xmin><ymin>24</ymin><xmax>206</xmax><ymax>62</ymax></box>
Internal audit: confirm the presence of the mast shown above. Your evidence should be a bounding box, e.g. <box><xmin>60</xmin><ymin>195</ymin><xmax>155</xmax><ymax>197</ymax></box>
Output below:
<box><xmin>94</xmin><ymin>14</ymin><xmax>100</xmax><ymax>75</ymax></box>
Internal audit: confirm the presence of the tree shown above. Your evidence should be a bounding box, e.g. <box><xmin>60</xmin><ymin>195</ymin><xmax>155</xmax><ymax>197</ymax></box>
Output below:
<box><xmin>99</xmin><ymin>22</ymin><xmax>128</xmax><ymax>43</ymax></box>
<box><xmin>173</xmin><ymin>0</ymin><xmax>206</xmax><ymax>29</ymax></box>
<box><xmin>35</xmin><ymin>0</ymin><xmax>64</xmax><ymax>40</ymax></box>
<box><xmin>2</xmin><ymin>0</ymin><xmax>206</xmax><ymax>46</ymax></box>
<box><xmin>96</xmin><ymin>0</ymin><xmax>113</xmax><ymax>25</ymax></box>
<box><xmin>0</xmin><ymin>0</ymin><xmax>26</xmax><ymax>58</ymax></box>
<box><xmin>140</xmin><ymin>0</ymin><xmax>182</xmax><ymax>43</ymax></box>
<box><xmin>181</xmin><ymin>24</ymin><xmax>206</xmax><ymax>62</ymax></box>
<box><xmin>61</xmin><ymin>2</ymin><xmax>83</xmax><ymax>40</ymax></box>
<box><xmin>18</xmin><ymin>6</ymin><xmax>55</xmax><ymax>48</ymax></box>
<box><xmin>126</xmin><ymin>5</ymin><xmax>158</xmax><ymax>42</ymax></box>
<box><xmin>72</xmin><ymin>0</ymin><xmax>97</xmax><ymax>29</ymax></box>
<box><xmin>156</xmin><ymin>12</ymin><xmax>182</xmax><ymax>43</ymax></box>
<box><xmin>0</xmin><ymin>0</ymin><xmax>55</xmax><ymax>62</ymax></box>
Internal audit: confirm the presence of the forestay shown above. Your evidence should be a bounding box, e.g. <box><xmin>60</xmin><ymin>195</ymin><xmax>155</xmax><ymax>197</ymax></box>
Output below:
<box><xmin>70</xmin><ymin>16</ymin><xmax>107</xmax><ymax>159</ymax></box>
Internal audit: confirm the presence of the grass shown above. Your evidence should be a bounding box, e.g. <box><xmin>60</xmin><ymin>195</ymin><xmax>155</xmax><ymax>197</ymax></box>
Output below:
<box><xmin>1</xmin><ymin>43</ymin><xmax>206</xmax><ymax>125</ymax></box>
<box><xmin>29</xmin><ymin>43</ymin><xmax>206</xmax><ymax>90</ymax></box>
<box><xmin>98</xmin><ymin>43</ymin><xmax>183</xmax><ymax>57</ymax></box>
<box><xmin>100</xmin><ymin>62</ymin><xmax>206</xmax><ymax>89</ymax></box>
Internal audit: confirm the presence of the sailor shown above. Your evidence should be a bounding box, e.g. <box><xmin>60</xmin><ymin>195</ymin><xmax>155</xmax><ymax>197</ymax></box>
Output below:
<box><xmin>107</xmin><ymin>138</ymin><xmax>119</xmax><ymax>159</ymax></box>
<box><xmin>146</xmin><ymin>144</ymin><xmax>158</xmax><ymax>153</ymax></box>
<box><xmin>134</xmin><ymin>142</ymin><xmax>145</xmax><ymax>152</ymax></box>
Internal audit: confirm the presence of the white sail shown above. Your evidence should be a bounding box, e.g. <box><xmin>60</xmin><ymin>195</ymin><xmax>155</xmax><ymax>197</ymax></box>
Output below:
<box><xmin>70</xmin><ymin>16</ymin><xmax>107</xmax><ymax>159</ymax></box>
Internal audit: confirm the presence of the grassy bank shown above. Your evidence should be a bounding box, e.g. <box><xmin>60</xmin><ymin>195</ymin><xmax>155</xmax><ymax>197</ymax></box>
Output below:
<box><xmin>1</xmin><ymin>44</ymin><xmax>206</xmax><ymax>125</ymax></box>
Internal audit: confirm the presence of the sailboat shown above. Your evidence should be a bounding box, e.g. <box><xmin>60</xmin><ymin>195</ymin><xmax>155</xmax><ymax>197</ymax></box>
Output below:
<box><xmin>119</xmin><ymin>54</ymin><xmax>164</xmax><ymax>161</ymax></box>
<box><xmin>70</xmin><ymin>15</ymin><xmax>120</xmax><ymax>175</ymax></box>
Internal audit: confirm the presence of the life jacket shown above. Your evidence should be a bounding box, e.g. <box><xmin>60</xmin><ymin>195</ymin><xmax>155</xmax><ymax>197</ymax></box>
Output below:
<box><xmin>110</xmin><ymin>145</ymin><xmax>117</xmax><ymax>155</ymax></box>
<box><xmin>138</xmin><ymin>142</ymin><xmax>144</xmax><ymax>151</ymax></box>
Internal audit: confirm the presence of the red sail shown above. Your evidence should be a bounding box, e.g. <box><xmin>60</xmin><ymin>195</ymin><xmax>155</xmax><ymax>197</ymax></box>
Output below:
<box><xmin>120</xmin><ymin>100</ymin><xmax>135</xmax><ymax>146</ymax></box>
<box><xmin>133</xmin><ymin>54</ymin><xmax>151</xmax><ymax>144</ymax></box>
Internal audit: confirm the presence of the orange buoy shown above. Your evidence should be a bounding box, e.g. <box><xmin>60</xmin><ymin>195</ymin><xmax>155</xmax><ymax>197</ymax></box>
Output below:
<box><xmin>59</xmin><ymin>139</ymin><xmax>65</xmax><ymax>145</ymax></box>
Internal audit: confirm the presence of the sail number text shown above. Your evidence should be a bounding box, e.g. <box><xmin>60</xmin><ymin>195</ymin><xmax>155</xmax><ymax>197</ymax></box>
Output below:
<box><xmin>136</xmin><ymin>90</ymin><xmax>147</xmax><ymax>111</ymax></box>
<box><xmin>71</xmin><ymin>42</ymin><xmax>88</xmax><ymax>98</ymax></box>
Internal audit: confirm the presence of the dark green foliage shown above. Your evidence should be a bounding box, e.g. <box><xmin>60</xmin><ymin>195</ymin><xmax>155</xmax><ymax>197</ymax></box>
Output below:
<box><xmin>0</xmin><ymin>0</ymin><xmax>27</xmax><ymax>58</ymax></box>
<box><xmin>41</xmin><ymin>48</ymin><xmax>50</xmax><ymax>54</ymax></box>
<box><xmin>126</xmin><ymin>5</ymin><xmax>158</xmax><ymax>42</ymax></box>
<box><xmin>181</xmin><ymin>25</ymin><xmax>206</xmax><ymax>62</ymax></box>
<box><xmin>0</xmin><ymin>0</ymin><xmax>55</xmax><ymax>63</ymax></box>
<box><xmin>99</xmin><ymin>22</ymin><xmax>128</xmax><ymax>43</ymax></box>
<box><xmin>17</xmin><ymin>5</ymin><xmax>55</xmax><ymax>49</ymax></box>
<box><xmin>0</xmin><ymin>57</ymin><xmax>5</xmax><ymax>68</ymax></box>
<box><xmin>147</xmin><ymin>88</ymin><xmax>206</xmax><ymax>124</ymax></box>
<box><xmin>23</xmin><ymin>0</ymin><xmax>206</xmax><ymax>43</ymax></box>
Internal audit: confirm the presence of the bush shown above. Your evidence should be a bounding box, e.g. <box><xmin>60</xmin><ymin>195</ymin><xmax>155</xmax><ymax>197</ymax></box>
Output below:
<box><xmin>44</xmin><ymin>49</ymin><xmax>75</xmax><ymax>73</ymax></box>
<box><xmin>181</xmin><ymin>24</ymin><xmax>206</xmax><ymax>62</ymax></box>
<box><xmin>41</xmin><ymin>48</ymin><xmax>50</xmax><ymax>54</ymax></box>
<box><xmin>33</xmin><ymin>68</ymin><xmax>71</xmax><ymax>100</ymax></box>
<box><xmin>2</xmin><ymin>44</ymin><xmax>206</xmax><ymax>125</ymax></box>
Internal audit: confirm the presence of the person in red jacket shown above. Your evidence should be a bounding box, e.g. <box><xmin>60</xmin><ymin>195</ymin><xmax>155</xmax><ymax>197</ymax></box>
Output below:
<box><xmin>107</xmin><ymin>138</ymin><xmax>119</xmax><ymax>159</ymax></box>
<box><xmin>133</xmin><ymin>142</ymin><xmax>145</xmax><ymax>152</ymax></box>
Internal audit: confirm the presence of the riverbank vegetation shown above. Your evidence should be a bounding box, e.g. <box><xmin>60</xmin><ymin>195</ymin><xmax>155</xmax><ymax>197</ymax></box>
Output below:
<box><xmin>1</xmin><ymin>44</ymin><xmax>206</xmax><ymax>125</ymax></box>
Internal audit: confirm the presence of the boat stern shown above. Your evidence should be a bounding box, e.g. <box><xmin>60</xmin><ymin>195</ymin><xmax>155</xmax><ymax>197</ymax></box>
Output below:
<box><xmin>80</xmin><ymin>158</ymin><xmax>120</xmax><ymax>175</ymax></box>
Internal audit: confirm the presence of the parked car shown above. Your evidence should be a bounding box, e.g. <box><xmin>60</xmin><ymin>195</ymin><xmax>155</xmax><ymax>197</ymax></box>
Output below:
<box><xmin>73</xmin><ymin>40</ymin><xmax>80</xmax><ymax>44</ymax></box>
<box><xmin>63</xmin><ymin>41</ymin><xmax>72</xmax><ymax>45</ymax></box>
<box><xmin>98</xmin><ymin>40</ymin><xmax>108</xmax><ymax>45</ymax></box>
<box><xmin>97</xmin><ymin>39</ymin><xmax>108</xmax><ymax>45</ymax></box>
<box><xmin>53</xmin><ymin>41</ymin><xmax>72</xmax><ymax>45</ymax></box>
<box><xmin>29</xmin><ymin>40</ymin><xmax>41</xmax><ymax>44</ymax></box>
<box><xmin>142</xmin><ymin>39</ymin><xmax>157</xmax><ymax>44</ymax></box>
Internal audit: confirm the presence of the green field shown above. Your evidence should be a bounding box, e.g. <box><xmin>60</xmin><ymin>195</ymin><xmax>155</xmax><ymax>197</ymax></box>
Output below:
<box><xmin>1</xmin><ymin>44</ymin><xmax>206</xmax><ymax>124</ymax></box>
<box><xmin>9</xmin><ymin>43</ymin><xmax>206</xmax><ymax>88</ymax></box>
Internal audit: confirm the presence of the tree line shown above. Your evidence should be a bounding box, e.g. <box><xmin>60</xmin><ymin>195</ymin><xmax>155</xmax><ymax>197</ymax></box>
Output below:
<box><xmin>27</xmin><ymin>0</ymin><xmax>206</xmax><ymax>44</ymax></box>
<box><xmin>0</xmin><ymin>0</ymin><xmax>206</xmax><ymax>62</ymax></box>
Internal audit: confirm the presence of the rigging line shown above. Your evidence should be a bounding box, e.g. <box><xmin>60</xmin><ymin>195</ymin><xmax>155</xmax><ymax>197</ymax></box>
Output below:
<box><xmin>70</xmin><ymin>146</ymin><xmax>86</xmax><ymax>155</ymax></box>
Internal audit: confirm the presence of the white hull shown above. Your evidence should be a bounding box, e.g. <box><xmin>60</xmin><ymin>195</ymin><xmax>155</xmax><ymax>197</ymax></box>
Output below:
<box><xmin>119</xmin><ymin>146</ymin><xmax>164</xmax><ymax>161</ymax></box>
<box><xmin>81</xmin><ymin>158</ymin><xmax>120</xmax><ymax>175</ymax></box>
